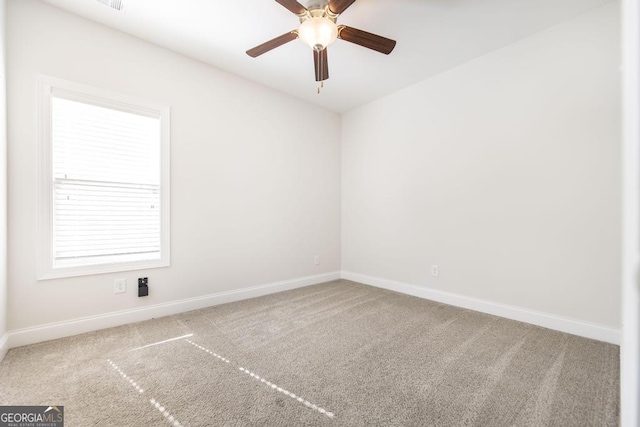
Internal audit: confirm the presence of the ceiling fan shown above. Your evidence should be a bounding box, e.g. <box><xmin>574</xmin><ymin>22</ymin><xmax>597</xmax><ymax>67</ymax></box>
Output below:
<box><xmin>246</xmin><ymin>0</ymin><xmax>396</xmax><ymax>89</ymax></box>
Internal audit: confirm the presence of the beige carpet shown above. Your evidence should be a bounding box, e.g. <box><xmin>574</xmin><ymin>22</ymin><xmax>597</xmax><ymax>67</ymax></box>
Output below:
<box><xmin>0</xmin><ymin>280</ymin><xmax>619</xmax><ymax>426</ymax></box>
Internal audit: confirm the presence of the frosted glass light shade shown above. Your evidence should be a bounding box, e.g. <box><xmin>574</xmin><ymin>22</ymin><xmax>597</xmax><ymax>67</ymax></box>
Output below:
<box><xmin>298</xmin><ymin>17</ymin><xmax>338</xmax><ymax>51</ymax></box>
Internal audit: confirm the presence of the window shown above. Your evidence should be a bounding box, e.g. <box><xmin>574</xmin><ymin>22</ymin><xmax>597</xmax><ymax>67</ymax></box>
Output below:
<box><xmin>38</xmin><ymin>76</ymin><xmax>170</xmax><ymax>279</ymax></box>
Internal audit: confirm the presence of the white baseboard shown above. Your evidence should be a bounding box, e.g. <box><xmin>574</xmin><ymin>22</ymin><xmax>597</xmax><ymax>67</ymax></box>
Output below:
<box><xmin>0</xmin><ymin>333</ymin><xmax>8</xmax><ymax>362</ymax></box>
<box><xmin>6</xmin><ymin>271</ymin><xmax>341</xmax><ymax>350</ymax></box>
<box><xmin>341</xmin><ymin>271</ymin><xmax>620</xmax><ymax>345</ymax></box>
<box><xmin>3</xmin><ymin>270</ymin><xmax>618</xmax><ymax>352</ymax></box>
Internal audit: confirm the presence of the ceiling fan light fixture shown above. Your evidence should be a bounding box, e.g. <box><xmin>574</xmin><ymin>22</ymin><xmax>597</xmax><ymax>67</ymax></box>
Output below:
<box><xmin>298</xmin><ymin>17</ymin><xmax>338</xmax><ymax>51</ymax></box>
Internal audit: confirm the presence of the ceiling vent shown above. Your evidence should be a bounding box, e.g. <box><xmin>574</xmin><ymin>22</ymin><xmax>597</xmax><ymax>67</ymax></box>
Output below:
<box><xmin>95</xmin><ymin>0</ymin><xmax>125</xmax><ymax>11</ymax></box>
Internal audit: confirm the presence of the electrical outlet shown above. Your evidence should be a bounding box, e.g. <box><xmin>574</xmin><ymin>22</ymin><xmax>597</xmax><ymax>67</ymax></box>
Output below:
<box><xmin>431</xmin><ymin>265</ymin><xmax>439</xmax><ymax>277</ymax></box>
<box><xmin>314</xmin><ymin>255</ymin><xmax>320</xmax><ymax>265</ymax></box>
<box><xmin>114</xmin><ymin>279</ymin><xmax>126</xmax><ymax>294</ymax></box>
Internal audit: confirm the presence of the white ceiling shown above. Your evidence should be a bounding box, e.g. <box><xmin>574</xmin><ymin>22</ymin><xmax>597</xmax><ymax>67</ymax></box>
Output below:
<box><xmin>41</xmin><ymin>0</ymin><xmax>612</xmax><ymax>112</ymax></box>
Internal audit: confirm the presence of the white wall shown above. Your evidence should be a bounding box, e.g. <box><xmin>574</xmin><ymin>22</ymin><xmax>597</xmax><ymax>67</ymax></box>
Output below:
<box><xmin>621</xmin><ymin>0</ymin><xmax>640</xmax><ymax>423</ymax></box>
<box><xmin>6</xmin><ymin>0</ymin><xmax>341</xmax><ymax>332</ymax></box>
<box><xmin>342</xmin><ymin>3</ymin><xmax>621</xmax><ymax>329</ymax></box>
<box><xmin>0</xmin><ymin>0</ymin><xmax>7</xmax><ymax>358</ymax></box>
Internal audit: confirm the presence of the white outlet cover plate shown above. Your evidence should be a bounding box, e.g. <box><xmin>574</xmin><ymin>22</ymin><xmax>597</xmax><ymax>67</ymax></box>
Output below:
<box><xmin>114</xmin><ymin>279</ymin><xmax>126</xmax><ymax>293</ymax></box>
<box><xmin>431</xmin><ymin>265</ymin><xmax>439</xmax><ymax>277</ymax></box>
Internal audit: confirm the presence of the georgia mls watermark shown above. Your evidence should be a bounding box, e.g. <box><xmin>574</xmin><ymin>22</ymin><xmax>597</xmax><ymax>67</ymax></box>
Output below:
<box><xmin>0</xmin><ymin>406</ymin><xmax>64</xmax><ymax>427</ymax></box>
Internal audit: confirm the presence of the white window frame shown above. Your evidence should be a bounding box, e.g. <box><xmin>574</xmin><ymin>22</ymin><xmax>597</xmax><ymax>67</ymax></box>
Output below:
<box><xmin>37</xmin><ymin>75</ymin><xmax>170</xmax><ymax>280</ymax></box>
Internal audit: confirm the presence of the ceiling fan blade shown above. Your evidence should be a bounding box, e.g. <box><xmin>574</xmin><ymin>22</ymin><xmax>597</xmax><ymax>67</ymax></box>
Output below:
<box><xmin>328</xmin><ymin>0</ymin><xmax>356</xmax><ymax>15</ymax></box>
<box><xmin>275</xmin><ymin>0</ymin><xmax>307</xmax><ymax>15</ymax></box>
<box><xmin>338</xmin><ymin>26</ymin><xmax>396</xmax><ymax>54</ymax></box>
<box><xmin>246</xmin><ymin>31</ymin><xmax>298</xmax><ymax>58</ymax></box>
<box><xmin>313</xmin><ymin>48</ymin><xmax>329</xmax><ymax>81</ymax></box>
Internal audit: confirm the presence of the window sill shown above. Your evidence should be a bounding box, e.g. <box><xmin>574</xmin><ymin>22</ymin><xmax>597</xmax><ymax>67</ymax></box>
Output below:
<box><xmin>37</xmin><ymin>258</ymin><xmax>170</xmax><ymax>281</ymax></box>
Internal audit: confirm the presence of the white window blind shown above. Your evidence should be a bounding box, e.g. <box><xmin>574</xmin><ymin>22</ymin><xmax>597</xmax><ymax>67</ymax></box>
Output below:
<box><xmin>51</xmin><ymin>94</ymin><xmax>162</xmax><ymax>268</ymax></box>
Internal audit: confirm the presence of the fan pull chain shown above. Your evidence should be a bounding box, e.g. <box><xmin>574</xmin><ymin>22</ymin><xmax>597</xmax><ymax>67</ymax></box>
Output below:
<box><xmin>317</xmin><ymin>81</ymin><xmax>324</xmax><ymax>94</ymax></box>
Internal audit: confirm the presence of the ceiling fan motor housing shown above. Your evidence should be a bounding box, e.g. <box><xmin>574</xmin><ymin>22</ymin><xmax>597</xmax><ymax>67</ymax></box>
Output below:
<box><xmin>298</xmin><ymin>4</ymin><xmax>337</xmax><ymax>23</ymax></box>
<box><xmin>302</xmin><ymin>0</ymin><xmax>332</xmax><ymax>14</ymax></box>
